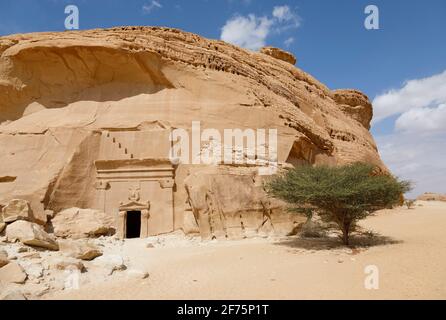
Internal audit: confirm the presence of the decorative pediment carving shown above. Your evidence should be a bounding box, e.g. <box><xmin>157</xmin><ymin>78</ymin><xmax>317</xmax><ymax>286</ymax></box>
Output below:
<box><xmin>128</xmin><ymin>186</ymin><xmax>141</xmax><ymax>202</ymax></box>
<box><xmin>119</xmin><ymin>200</ymin><xmax>150</xmax><ymax>211</ymax></box>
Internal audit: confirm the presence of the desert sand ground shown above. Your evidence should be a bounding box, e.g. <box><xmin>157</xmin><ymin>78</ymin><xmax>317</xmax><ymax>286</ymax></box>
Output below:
<box><xmin>47</xmin><ymin>201</ymin><xmax>446</xmax><ymax>300</ymax></box>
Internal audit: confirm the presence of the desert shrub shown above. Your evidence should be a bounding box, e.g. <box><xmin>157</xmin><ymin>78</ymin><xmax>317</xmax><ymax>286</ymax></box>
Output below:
<box><xmin>266</xmin><ymin>163</ymin><xmax>412</xmax><ymax>245</ymax></box>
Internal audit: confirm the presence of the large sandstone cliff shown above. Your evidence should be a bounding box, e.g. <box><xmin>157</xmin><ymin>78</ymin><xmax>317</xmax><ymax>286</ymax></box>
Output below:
<box><xmin>0</xmin><ymin>27</ymin><xmax>385</xmax><ymax>236</ymax></box>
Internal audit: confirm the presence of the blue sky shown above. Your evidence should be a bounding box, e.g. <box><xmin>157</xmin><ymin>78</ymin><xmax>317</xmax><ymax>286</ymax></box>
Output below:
<box><xmin>1</xmin><ymin>0</ymin><xmax>446</xmax><ymax>196</ymax></box>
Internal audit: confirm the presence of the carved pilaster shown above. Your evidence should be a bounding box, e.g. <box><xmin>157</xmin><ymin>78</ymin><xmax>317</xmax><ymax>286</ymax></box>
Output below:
<box><xmin>117</xmin><ymin>210</ymin><xmax>127</xmax><ymax>239</ymax></box>
<box><xmin>95</xmin><ymin>181</ymin><xmax>110</xmax><ymax>212</ymax></box>
<box><xmin>141</xmin><ymin>209</ymin><xmax>150</xmax><ymax>238</ymax></box>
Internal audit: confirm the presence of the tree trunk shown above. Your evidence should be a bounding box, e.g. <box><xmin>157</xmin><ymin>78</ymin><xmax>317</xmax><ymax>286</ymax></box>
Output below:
<box><xmin>342</xmin><ymin>222</ymin><xmax>350</xmax><ymax>246</ymax></box>
<box><xmin>342</xmin><ymin>230</ymin><xmax>349</xmax><ymax>246</ymax></box>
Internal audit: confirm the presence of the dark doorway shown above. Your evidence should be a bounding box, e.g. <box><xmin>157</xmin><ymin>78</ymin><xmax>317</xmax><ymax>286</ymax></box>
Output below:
<box><xmin>126</xmin><ymin>211</ymin><xmax>141</xmax><ymax>239</ymax></box>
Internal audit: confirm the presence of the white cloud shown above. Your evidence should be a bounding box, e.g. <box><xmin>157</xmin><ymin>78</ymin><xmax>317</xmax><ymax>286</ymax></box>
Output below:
<box><xmin>220</xmin><ymin>5</ymin><xmax>300</xmax><ymax>51</ymax></box>
<box><xmin>373</xmin><ymin>70</ymin><xmax>446</xmax><ymax>197</ymax></box>
<box><xmin>284</xmin><ymin>37</ymin><xmax>295</xmax><ymax>47</ymax></box>
<box><xmin>220</xmin><ymin>14</ymin><xmax>273</xmax><ymax>50</ymax></box>
<box><xmin>142</xmin><ymin>0</ymin><xmax>162</xmax><ymax>14</ymax></box>
<box><xmin>376</xmin><ymin>132</ymin><xmax>446</xmax><ymax>198</ymax></box>
<box><xmin>272</xmin><ymin>5</ymin><xmax>300</xmax><ymax>28</ymax></box>
<box><xmin>395</xmin><ymin>104</ymin><xmax>446</xmax><ymax>133</ymax></box>
<box><xmin>272</xmin><ymin>5</ymin><xmax>291</xmax><ymax>20</ymax></box>
<box><xmin>372</xmin><ymin>70</ymin><xmax>446</xmax><ymax>125</ymax></box>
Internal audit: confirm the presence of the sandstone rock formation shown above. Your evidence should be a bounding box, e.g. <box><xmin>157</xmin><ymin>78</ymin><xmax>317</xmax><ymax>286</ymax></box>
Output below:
<box><xmin>6</xmin><ymin>220</ymin><xmax>59</xmax><ymax>251</ymax></box>
<box><xmin>0</xmin><ymin>235</ymin><xmax>130</xmax><ymax>299</ymax></box>
<box><xmin>49</xmin><ymin>257</ymin><xmax>85</xmax><ymax>272</ymax></box>
<box><xmin>184</xmin><ymin>166</ymin><xmax>303</xmax><ymax>239</ymax></box>
<box><xmin>93</xmin><ymin>254</ymin><xmax>126</xmax><ymax>275</ymax></box>
<box><xmin>417</xmin><ymin>193</ymin><xmax>446</xmax><ymax>202</ymax></box>
<box><xmin>59</xmin><ymin>239</ymin><xmax>103</xmax><ymax>261</ymax></box>
<box><xmin>0</xmin><ymin>249</ymin><xmax>8</xmax><ymax>267</ymax></box>
<box><xmin>52</xmin><ymin>208</ymin><xmax>115</xmax><ymax>239</ymax></box>
<box><xmin>1</xmin><ymin>199</ymin><xmax>37</xmax><ymax>224</ymax></box>
<box><xmin>332</xmin><ymin>89</ymin><xmax>373</xmax><ymax>130</ymax></box>
<box><xmin>0</xmin><ymin>262</ymin><xmax>27</xmax><ymax>284</ymax></box>
<box><xmin>19</xmin><ymin>260</ymin><xmax>44</xmax><ymax>280</ymax></box>
<box><xmin>0</xmin><ymin>290</ymin><xmax>27</xmax><ymax>300</ymax></box>
<box><xmin>0</xmin><ymin>27</ymin><xmax>386</xmax><ymax>240</ymax></box>
<box><xmin>260</xmin><ymin>46</ymin><xmax>297</xmax><ymax>65</ymax></box>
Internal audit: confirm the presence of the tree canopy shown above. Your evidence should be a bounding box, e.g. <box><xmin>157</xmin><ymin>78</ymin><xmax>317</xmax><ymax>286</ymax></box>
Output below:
<box><xmin>266</xmin><ymin>163</ymin><xmax>412</xmax><ymax>245</ymax></box>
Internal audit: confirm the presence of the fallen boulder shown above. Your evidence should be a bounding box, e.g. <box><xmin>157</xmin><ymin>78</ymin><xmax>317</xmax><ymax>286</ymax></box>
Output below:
<box><xmin>52</xmin><ymin>208</ymin><xmax>115</xmax><ymax>239</ymax></box>
<box><xmin>93</xmin><ymin>254</ymin><xmax>126</xmax><ymax>275</ymax></box>
<box><xmin>1</xmin><ymin>199</ymin><xmax>34</xmax><ymax>223</ymax></box>
<box><xmin>50</xmin><ymin>257</ymin><xmax>85</xmax><ymax>272</ymax></box>
<box><xmin>59</xmin><ymin>239</ymin><xmax>103</xmax><ymax>261</ymax></box>
<box><xmin>6</xmin><ymin>220</ymin><xmax>59</xmax><ymax>251</ymax></box>
<box><xmin>0</xmin><ymin>249</ymin><xmax>9</xmax><ymax>267</ymax></box>
<box><xmin>0</xmin><ymin>261</ymin><xmax>27</xmax><ymax>284</ymax></box>
<box><xmin>22</xmin><ymin>283</ymin><xmax>50</xmax><ymax>298</ymax></box>
<box><xmin>19</xmin><ymin>261</ymin><xmax>44</xmax><ymax>280</ymax></box>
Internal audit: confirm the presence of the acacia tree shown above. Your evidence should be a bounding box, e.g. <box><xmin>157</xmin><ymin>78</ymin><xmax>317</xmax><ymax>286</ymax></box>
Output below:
<box><xmin>266</xmin><ymin>163</ymin><xmax>412</xmax><ymax>245</ymax></box>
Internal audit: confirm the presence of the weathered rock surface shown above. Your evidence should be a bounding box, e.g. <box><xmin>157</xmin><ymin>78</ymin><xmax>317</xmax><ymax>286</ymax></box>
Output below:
<box><xmin>59</xmin><ymin>239</ymin><xmax>103</xmax><ymax>261</ymax></box>
<box><xmin>0</xmin><ymin>290</ymin><xmax>27</xmax><ymax>300</ymax></box>
<box><xmin>21</xmin><ymin>283</ymin><xmax>50</xmax><ymax>298</ymax></box>
<box><xmin>0</xmin><ymin>261</ymin><xmax>27</xmax><ymax>284</ymax></box>
<box><xmin>260</xmin><ymin>46</ymin><xmax>297</xmax><ymax>65</ymax></box>
<box><xmin>93</xmin><ymin>254</ymin><xmax>126</xmax><ymax>275</ymax></box>
<box><xmin>6</xmin><ymin>220</ymin><xmax>59</xmax><ymax>251</ymax></box>
<box><xmin>126</xmin><ymin>268</ymin><xmax>149</xmax><ymax>280</ymax></box>
<box><xmin>0</xmin><ymin>213</ymin><xmax>5</xmax><ymax>235</ymax></box>
<box><xmin>50</xmin><ymin>257</ymin><xmax>85</xmax><ymax>272</ymax></box>
<box><xmin>21</xmin><ymin>252</ymin><xmax>40</xmax><ymax>259</ymax></box>
<box><xmin>417</xmin><ymin>193</ymin><xmax>446</xmax><ymax>202</ymax></box>
<box><xmin>0</xmin><ymin>249</ymin><xmax>9</xmax><ymax>267</ymax></box>
<box><xmin>19</xmin><ymin>261</ymin><xmax>44</xmax><ymax>280</ymax></box>
<box><xmin>52</xmin><ymin>208</ymin><xmax>115</xmax><ymax>239</ymax></box>
<box><xmin>1</xmin><ymin>199</ymin><xmax>37</xmax><ymax>224</ymax></box>
<box><xmin>333</xmin><ymin>89</ymin><xmax>373</xmax><ymax>130</ymax></box>
<box><xmin>182</xmin><ymin>210</ymin><xmax>200</xmax><ymax>235</ymax></box>
<box><xmin>185</xmin><ymin>166</ymin><xmax>304</xmax><ymax>240</ymax></box>
<box><xmin>0</xmin><ymin>27</ymin><xmax>387</xmax><ymax>239</ymax></box>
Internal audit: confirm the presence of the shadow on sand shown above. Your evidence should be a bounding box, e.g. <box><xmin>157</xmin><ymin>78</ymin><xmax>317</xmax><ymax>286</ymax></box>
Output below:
<box><xmin>275</xmin><ymin>232</ymin><xmax>402</xmax><ymax>252</ymax></box>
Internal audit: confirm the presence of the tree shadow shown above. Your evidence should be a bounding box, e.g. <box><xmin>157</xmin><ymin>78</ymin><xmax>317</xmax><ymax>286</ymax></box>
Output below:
<box><xmin>275</xmin><ymin>231</ymin><xmax>402</xmax><ymax>252</ymax></box>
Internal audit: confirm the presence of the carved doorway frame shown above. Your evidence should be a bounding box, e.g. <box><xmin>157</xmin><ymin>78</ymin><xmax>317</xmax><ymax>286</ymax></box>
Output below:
<box><xmin>118</xmin><ymin>201</ymin><xmax>151</xmax><ymax>239</ymax></box>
